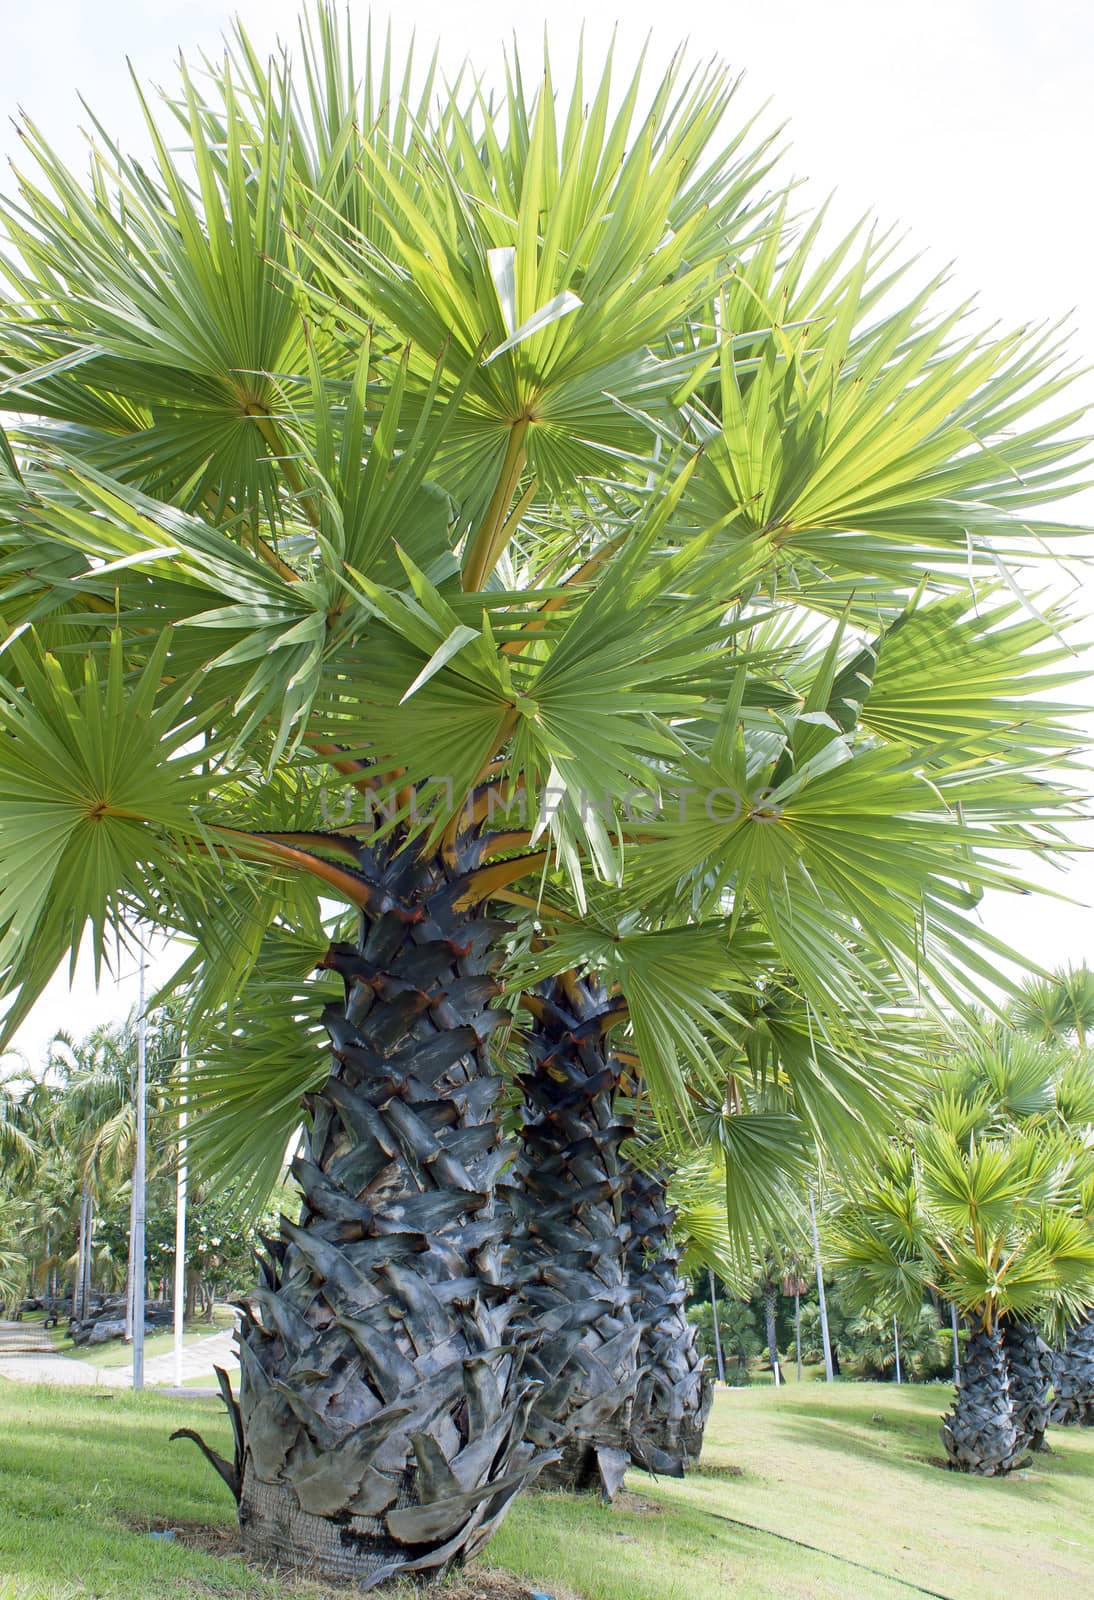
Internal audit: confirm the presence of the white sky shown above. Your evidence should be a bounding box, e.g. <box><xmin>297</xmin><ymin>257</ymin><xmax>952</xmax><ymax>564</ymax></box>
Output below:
<box><xmin>1</xmin><ymin>0</ymin><xmax>1093</xmax><ymax>1068</ymax></box>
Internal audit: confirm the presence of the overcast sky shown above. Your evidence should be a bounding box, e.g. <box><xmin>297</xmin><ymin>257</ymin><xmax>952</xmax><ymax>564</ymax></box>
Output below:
<box><xmin>2</xmin><ymin>1</ymin><xmax>1092</xmax><ymax>1068</ymax></box>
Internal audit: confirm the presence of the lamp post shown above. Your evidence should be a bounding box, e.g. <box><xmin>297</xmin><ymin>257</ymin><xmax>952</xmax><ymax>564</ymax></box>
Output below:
<box><xmin>173</xmin><ymin>1043</ymin><xmax>188</xmax><ymax>1388</ymax></box>
<box><xmin>809</xmin><ymin>1183</ymin><xmax>835</xmax><ymax>1383</ymax></box>
<box><xmin>131</xmin><ymin>949</ymin><xmax>147</xmax><ymax>1391</ymax></box>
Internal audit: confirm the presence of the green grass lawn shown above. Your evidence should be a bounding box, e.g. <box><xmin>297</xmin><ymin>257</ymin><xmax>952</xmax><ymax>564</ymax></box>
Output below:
<box><xmin>1</xmin><ymin>1379</ymin><xmax>1092</xmax><ymax>1599</ymax></box>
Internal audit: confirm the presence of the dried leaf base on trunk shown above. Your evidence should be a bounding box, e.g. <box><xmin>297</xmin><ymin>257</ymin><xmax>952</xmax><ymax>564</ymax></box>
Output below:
<box><xmin>623</xmin><ymin>1167</ymin><xmax>710</xmax><ymax>1477</ymax></box>
<box><xmin>180</xmin><ymin>829</ymin><xmax>551</xmax><ymax>1587</ymax></box>
<box><xmin>514</xmin><ymin>978</ymin><xmax>639</xmax><ymax>1501</ymax></box>
<box><xmin>940</xmin><ymin>1325</ymin><xmax>1023</xmax><ymax>1476</ymax></box>
<box><xmin>1003</xmin><ymin>1319</ymin><xmax>1050</xmax><ymax>1454</ymax></box>
<box><xmin>1050</xmin><ymin>1313</ymin><xmax>1094</xmax><ymax>1426</ymax></box>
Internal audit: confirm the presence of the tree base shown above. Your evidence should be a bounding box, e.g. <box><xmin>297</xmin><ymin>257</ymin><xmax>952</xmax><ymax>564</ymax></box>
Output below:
<box><xmin>536</xmin><ymin>1439</ymin><xmax>629</xmax><ymax>1501</ymax></box>
<box><xmin>240</xmin><ymin>1471</ymin><xmax>416</xmax><ymax>1586</ymax></box>
<box><xmin>239</xmin><ymin>1455</ymin><xmax>538</xmax><ymax>1590</ymax></box>
<box><xmin>629</xmin><ymin>1371</ymin><xmax>712</xmax><ymax>1478</ymax></box>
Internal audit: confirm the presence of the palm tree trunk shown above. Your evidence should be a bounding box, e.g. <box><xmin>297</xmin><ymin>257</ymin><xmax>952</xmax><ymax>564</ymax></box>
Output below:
<box><xmin>1049</xmin><ymin>1312</ymin><xmax>1094</xmax><ymax>1426</ymax></box>
<box><xmin>511</xmin><ymin>976</ymin><xmax>638</xmax><ymax>1501</ymax></box>
<box><xmin>1002</xmin><ymin>1320</ymin><xmax>1049</xmax><ymax>1452</ymax></box>
<box><xmin>178</xmin><ymin>830</ymin><xmax>551</xmax><ymax>1587</ymax></box>
<box><xmin>763</xmin><ymin>1286</ymin><xmax>782</xmax><ymax>1385</ymax></box>
<box><xmin>709</xmin><ymin>1269</ymin><xmax>726</xmax><ymax>1386</ymax></box>
<box><xmin>623</xmin><ymin>1167</ymin><xmax>710</xmax><ymax>1477</ymax></box>
<box><xmin>794</xmin><ymin>1291</ymin><xmax>802</xmax><ymax>1383</ymax></box>
<box><xmin>940</xmin><ymin>1324</ymin><xmax>1022</xmax><ymax>1474</ymax></box>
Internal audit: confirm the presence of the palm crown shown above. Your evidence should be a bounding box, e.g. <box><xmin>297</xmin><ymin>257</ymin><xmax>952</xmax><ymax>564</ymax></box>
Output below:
<box><xmin>0</xmin><ymin>12</ymin><xmax>1086</xmax><ymax>1116</ymax></box>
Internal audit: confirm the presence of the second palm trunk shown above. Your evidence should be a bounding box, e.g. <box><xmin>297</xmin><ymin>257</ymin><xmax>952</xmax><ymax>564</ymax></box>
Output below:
<box><xmin>513</xmin><ymin>976</ymin><xmax>639</xmax><ymax>1499</ymax></box>
<box><xmin>1002</xmin><ymin>1319</ymin><xmax>1050</xmax><ymax>1453</ymax></box>
<box><xmin>1050</xmin><ymin>1312</ymin><xmax>1094</xmax><ymax>1426</ymax></box>
<box><xmin>623</xmin><ymin>1167</ymin><xmax>710</xmax><ymax>1476</ymax></box>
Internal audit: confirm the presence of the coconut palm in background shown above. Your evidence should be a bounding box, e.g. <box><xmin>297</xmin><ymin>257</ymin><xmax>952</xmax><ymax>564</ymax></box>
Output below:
<box><xmin>43</xmin><ymin>1013</ymin><xmax>179</xmax><ymax>1321</ymax></box>
<box><xmin>0</xmin><ymin>1078</ymin><xmax>38</xmax><ymax>1311</ymax></box>
<box><xmin>0</xmin><ymin>1076</ymin><xmax>37</xmax><ymax>1175</ymax></box>
<box><xmin>48</xmin><ymin>1023</ymin><xmax>138</xmax><ymax>1321</ymax></box>
<box><xmin>0</xmin><ymin>2</ymin><xmax>1091</xmax><ymax>1582</ymax></box>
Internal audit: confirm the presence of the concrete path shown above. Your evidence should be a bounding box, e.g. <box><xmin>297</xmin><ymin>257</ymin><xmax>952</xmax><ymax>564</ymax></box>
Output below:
<box><xmin>0</xmin><ymin>1319</ymin><xmax>238</xmax><ymax>1390</ymax></box>
<box><xmin>146</xmin><ymin>1326</ymin><xmax>238</xmax><ymax>1383</ymax></box>
<box><xmin>0</xmin><ymin>1353</ymin><xmax>118</xmax><ymax>1385</ymax></box>
<box><xmin>0</xmin><ymin>1321</ymin><xmax>56</xmax><ymax>1354</ymax></box>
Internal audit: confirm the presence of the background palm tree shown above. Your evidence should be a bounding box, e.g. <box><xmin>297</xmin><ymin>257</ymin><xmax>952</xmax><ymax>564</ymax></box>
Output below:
<box><xmin>1008</xmin><ymin>965</ymin><xmax>1094</xmax><ymax>1424</ymax></box>
<box><xmin>0</xmin><ymin>3</ymin><xmax>1089</xmax><ymax>1581</ymax></box>
<box><xmin>0</xmin><ymin>1072</ymin><xmax>38</xmax><ymax>1174</ymax></box>
<box><xmin>1011</xmin><ymin>966</ymin><xmax>1094</xmax><ymax>1051</ymax></box>
<box><xmin>831</xmin><ymin>1055</ymin><xmax>1094</xmax><ymax>1473</ymax></box>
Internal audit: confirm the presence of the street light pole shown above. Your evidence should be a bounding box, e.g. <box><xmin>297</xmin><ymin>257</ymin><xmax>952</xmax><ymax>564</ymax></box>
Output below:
<box><xmin>950</xmin><ymin>1302</ymin><xmax>961</xmax><ymax>1384</ymax></box>
<box><xmin>173</xmin><ymin>1042</ymin><xmax>188</xmax><ymax>1388</ymax></box>
<box><xmin>809</xmin><ymin>1182</ymin><xmax>835</xmax><ymax>1383</ymax></box>
<box><xmin>131</xmin><ymin>949</ymin><xmax>147</xmax><ymax>1391</ymax></box>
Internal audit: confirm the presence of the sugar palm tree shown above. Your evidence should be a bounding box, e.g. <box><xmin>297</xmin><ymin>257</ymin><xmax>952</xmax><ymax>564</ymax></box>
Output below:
<box><xmin>942</xmin><ymin>1013</ymin><xmax>1094</xmax><ymax>1447</ymax></box>
<box><xmin>831</xmin><ymin>1116</ymin><xmax>1094</xmax><ymax>1473</ymax></box>
<box><xmin>505</xmin><ymin>930</ymin><xmax>939</xmax><ymax>1483</ymax></box>
<box><xmin>0</xmin><ymin>4</ymin><xmax>1089</xmax><ymax>1581</ymax></box>
<box><xmin>1011</xmin><ymin>965</ymin><xmax>1094</xmax><ymax>1051</ymax></box>
<box><xmin>1050</xmin><ymin>1317</ymin><xmax>1094</xmax><ymax>1426</ymax></box>
<box><xmin>1009</xmin><ymin>966</ymin><xmax>1094</xmax><ymax>1422</ymax></box>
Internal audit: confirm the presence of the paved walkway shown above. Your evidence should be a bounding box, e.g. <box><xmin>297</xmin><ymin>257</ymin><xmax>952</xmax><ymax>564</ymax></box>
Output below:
<box><xmin>0</xmin><ymin>1320</ymin><xmax>238</xmax><ymax>1390</ymax></box>
<box><xmin>0</xmin><ymin>1321</ymin><xmax>56</xmax><ymax>1354</ymax></box>
<box><xmin>0</xmin><ymin>1352</ymin><xmax>117</xmax><ymax>1385</ymax></box>
<box><xmin>99</xmin><ymin>1327</ymin><xmax>239</xmax><ymax>1388</ymax></box>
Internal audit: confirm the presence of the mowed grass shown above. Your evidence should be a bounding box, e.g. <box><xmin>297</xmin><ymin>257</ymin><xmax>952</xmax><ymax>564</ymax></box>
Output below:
<box><xmin>1</xmin><ymin>1380</ymin><xmax>1093</xmax><ymax>1600</ymax></box>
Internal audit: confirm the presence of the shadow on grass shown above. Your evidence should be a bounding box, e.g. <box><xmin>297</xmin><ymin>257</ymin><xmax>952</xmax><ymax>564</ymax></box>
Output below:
<box><xmin>774</xmin><ymin>1408</ymin><xmax>1094</xmax><ymax>1509</ymax></box>
<box><xmin>775</xmin><ymin>1413</ymin><xmax>950</xmax><ymax>1475</ymax></box>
